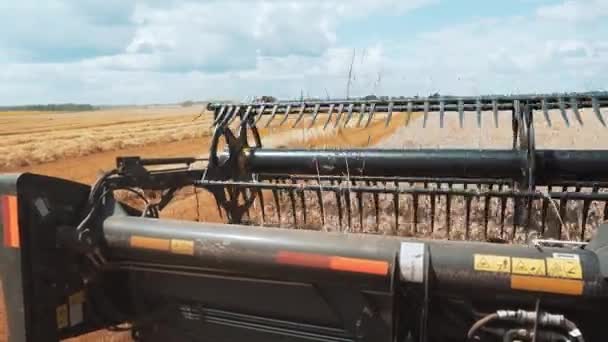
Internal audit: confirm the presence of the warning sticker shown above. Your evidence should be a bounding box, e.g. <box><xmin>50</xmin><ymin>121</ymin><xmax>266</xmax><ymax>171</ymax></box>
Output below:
<box><xmin>56</xmin><ymin>304</ymin><xmax>68</xmax><ymax>330</ymax></box>
<box><xmin>546</xmin><ymin>257</ymin><xmax>583</xmax><ymax>279</ymax></box>
<box><xmin>171</xmin><ymin>239</ymin><xmax>195</xmax><ymax>256</ymax></box>
<box><xmin>474</xmin><ymin>254</ymin><xmax>511</xmax><ymax>273</ymax></box>
<box><xmin>512</xmin><ymin>258</ymin><xmax>546</xmax><ymax>276</ymax></box>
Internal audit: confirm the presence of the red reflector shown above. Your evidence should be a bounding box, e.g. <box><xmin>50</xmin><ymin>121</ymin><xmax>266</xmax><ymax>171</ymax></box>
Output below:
<box><xmin>275</xmin><ymin>251</ymin><xmax>389</xmax><ymax>276</ymax></box>
<box><xmin>1</xmin><ymin>195</ymin><xmax>20</xmax><ymax>248</ymax></box>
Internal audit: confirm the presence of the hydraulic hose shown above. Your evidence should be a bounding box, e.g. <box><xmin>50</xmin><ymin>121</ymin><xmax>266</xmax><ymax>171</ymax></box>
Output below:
<box><xmin>467</xmin><ymin>313</ymin><xmax>499</xmax><ymax>340</ymax></box>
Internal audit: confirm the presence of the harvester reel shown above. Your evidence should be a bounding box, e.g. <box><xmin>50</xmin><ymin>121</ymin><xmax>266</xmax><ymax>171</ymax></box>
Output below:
<box><xmin>207</xmin><ymin>120</ymin><xmax>262</xmax><ymax>223</ymax></box>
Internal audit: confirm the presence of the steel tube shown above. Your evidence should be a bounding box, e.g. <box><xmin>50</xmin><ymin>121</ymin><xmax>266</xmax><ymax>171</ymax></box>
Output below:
<box><xmin>103</xmin><ymin>217</ymin><xmax>608</xmax><ymax>300</ymax></box>
<box><xmin>241</xmin><ymin>149</ymin><xmax>608</xmax><ymax>184</ymax></box>
<box><xmin>245</xmin><ymin>149</ymin><xmax>526</xmax><ymax>179</ymax></box>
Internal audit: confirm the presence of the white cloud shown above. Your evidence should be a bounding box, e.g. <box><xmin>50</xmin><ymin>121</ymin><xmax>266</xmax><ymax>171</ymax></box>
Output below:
<box><xmin>537</xmin><ymin>0</ymin><xmax>608</xmax><ymax>22</ymax></box>
<box><xmin>0</xmin><ymin>0</ymin><xmax>607</xmax><ymax>105</ymax></box>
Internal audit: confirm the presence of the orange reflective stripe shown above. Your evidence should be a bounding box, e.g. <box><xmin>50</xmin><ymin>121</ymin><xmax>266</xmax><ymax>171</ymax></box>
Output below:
<box><xmin>275</xmin><ymin>251</ymin><xmax>330</xmax><ymax>269</ymax></box>
<box><xmin>1</xmin><ymin>195</ymin><xmax>20</xmax><ymax>248</ymax></box>
<box><xmin>329</xmin><ymin>256</ymin><xmax>389</xmax><ymax>276</ymax></box>
<box><xmin>276</xmin><ymin>251</ymin><xmax>389</xmax><ymax>276</ymax></box>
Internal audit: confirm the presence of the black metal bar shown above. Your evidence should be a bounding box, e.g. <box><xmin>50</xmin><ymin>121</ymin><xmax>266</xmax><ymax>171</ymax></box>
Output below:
<box><xmin>483</xmin><ymin>195</ymin><xmax>490</xmax><ymax>239</ymax></box>
<box><xmin>243</xmin><ymin>149</ymin><xmax>608</xmax><ymax>184</ymax></box>
<box><xmin>445</xmin><ymin>184</ymin><xmax>452</xmax><ymax>236</ymax></box>
<box><xmin>465</xmin><ymin>196</ymin><xmax>472</xmax><ymax>240</ymax></box>
<box><xmin>256</xmin><ymin>188</ymin><xmax>266</xmax><ymax>224</ymax></box>
<box><xmin>492</xmin><ymin>100</ymin><xmax>499</xmax><ymax>128</ymax></box>
<box><xmin>476</xmin><ymin>99</ymin><xmax>482</xmax><ymax>128</ymax></box>
<box><xmin>541</xmin><ymin>197</ymin><xmax>549</xmax><ymax>236</ymax></box>
<box><xmin>430</xmin><ymin>192</ymin><xmax>436</xmax><ymax>233</ymax></box>
<box><xmin>371</xmin><ymin>181</ymin><xmax>380</xmax><ymax>230</ymax></box>
<box><xmin>406</xmin><ymin>102</ymin><xmax>413</xmax><ymax>125</ymax></box>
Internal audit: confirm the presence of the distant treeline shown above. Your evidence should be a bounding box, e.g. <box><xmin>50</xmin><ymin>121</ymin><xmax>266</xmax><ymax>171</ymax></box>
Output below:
<box><xmin>0</xmin><ymin>104</ymin><xmax>96</xmax><ymax>112</ymax></box>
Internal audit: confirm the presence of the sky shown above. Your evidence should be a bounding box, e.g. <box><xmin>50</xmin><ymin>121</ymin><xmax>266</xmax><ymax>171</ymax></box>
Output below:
<box><xmin>0</xmin><ymin>0</ymin><xmax>607</xmax><ymax>105</ymax></box>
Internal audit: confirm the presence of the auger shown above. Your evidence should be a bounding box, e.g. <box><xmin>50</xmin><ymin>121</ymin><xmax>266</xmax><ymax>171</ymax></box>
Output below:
<box><xmin>1</xmin><ymin>91</ymin><xmax>608</xmax><ymax>342</ymax></box>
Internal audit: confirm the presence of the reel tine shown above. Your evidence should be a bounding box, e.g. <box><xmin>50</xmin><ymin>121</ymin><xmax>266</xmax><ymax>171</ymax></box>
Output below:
<box><xmin>541</xmin><ymin>98</ymin><xmax>552</xmax><ymax>127</ymax></box>
<box><xmin>446</xmin><ymin>183</ymin><xmax>452</xmax><ymax>237</ymax></box>
<box><xmin>541</xmin><ymin>197</ymin><xmax>549</xmax><ymax>236</ymax></box>
<box><xmin>365</xmin><ymin>103</ymin><xmax>376</xmax><ymax>128</ymax></box>
<box><xmin>385</xmin><ymin>102</ymin><xmax>394</xmax><ymax>128</ymax></box>
<box><xmin>334</xmin><ymin>103</ymin><xmax>345</xmax><ymax>129</ymax></box>
<box><xmin>423</xmin><ymin>100</ymin><xmax>429</xmax><ymax>128</ymax></box>
<box><xmin>439</xmin><ymin>100</ymin><xmax>445</xmax><ymax>128</ymax></box>
<box><xmin>593</xmin><ymin>96</ymin><xmax>607</xmax><ymax>127</ymax></box>
<box><xmin>220</xmin><ymin>105</ymin><xmax>236</xmax><ymax>127</ymax></box>
<box><xmin>558</xmin><ymin>97</ymin><xmax>570</xmax><ymax>127</ymax></box>
<box><xmin>213</xmin><ymin>105</ymin><xmax>228</xmax><ymax>127</ymax></box>
<box><xmin>371</xmin><ymin>181</ymin><xmax>380</xmax><ymax>230</ymax></box>
<box><xmin>483</xmin><ymin>194</ymin><xmax>490</xmax><ymax>240</ymax></box>
<box><xmin>492</xmin><ymin>99</ymin><xmax>499</xmax><ymax>128</ymax></box>
<box><xmin>291</xmin><ymin>104</ymin><xmax>307</xmax><ymax>128</ymax></box>
<box><xmin>604</xmin><ymin>200</ymin><xmax>608</xmax><ymax>222</ymax></box>
<box><xmin>345</xmin><ymin>187</ymin><xmax>352</xmax><ymax>231</ymax></box>
<box><xmin>256</xmin><ymin>187</ymin><xmax>266</xmax><ymax>225</ymax></box>
<box><xmin>356</xmin><ymin>103</ymin><xmax>367</xmax><ymax>128</ymax></box>
<box><xmin>465</xmin><ymin>196</ymin><xmax>472</xmax><ymax>240</ymax></box>
<box><xmin>500</xmin><ymin>195</ymin><xmax>507</xmax><ymax>237</ymax></box>
<box><xmin>344</xmin><ymin>103</ymin><xmax>355</xmax><ymax>127</ymax></box>
<box><xmin>226</xmin><ymin>105</ymin><xmax>241</xmax><ymax>126</ymax></box>
<box><xmin>571</xmin><ymin>97</ymin><xmax>583</xmax><ymax>126</ymax></box>
<box><xmin>406</xmin><ymin>101</ymin><xmax>413</xmax><ymax>126</ymax></box>
<box><xmin>580</xmin><ymin>186</ymin><xmax>597</xmax><ymax>241</ymax></box>
<box><xmin>253</xmin><ymin>105</ymin><xmax>267</xmax><ymax>125</ymax></box>
<box><xmin>240</xmin><ymin>105</ymin><xmax>253</xmax><ymax>127</ymax></box>
<box><xmin>288</xmin><ymin>182</ymin><xmax>298</xmax><ymax>226</ymax></box>
<box><xmin>559</xmin><ymin>195</ymin><xmax>568</xmax><ymax>239</ymax></box>
<box><xmin>266</xmin><ymin>104</ymin><xmax>282</xmax><ymax>127</ymax></box>
<box><xmin>271</xmin><ymin>181</ymin><xmax>282</xmax><ymax>224</ymax></box>
<box><xmin>355</xmin><ymin>181</ymin><xmax>364</xmax><ymax>230</ymax></box>
<box><xmin>412</xmin><ymin>192</ymin><xmax>419</xmax><ymax>234</ymax></box>
<box><xmin>476</xmin><ymin>99</ymin><xmax>482</xmax><ymax>128</ymax></box>
<box><xmin>316</xmin><ymin>187</ymin><xmax>325</xmax><ymax>227</ymax></box>
<box><xmin>309</xmin><ymin>103</ymin><xmax>321</xmax><ymax>128</ymax></box>
<box><xmin>323</xmin><ymin>104</ymin><xmax>336</xmax><ymax>130</ymax></box>
<box><xmin>296</xmin><ymin>179</ymin><xmax>307</xmax><ymax>225</ymax></box>
<box><xmin>458</xmin><ymin>100</ymin><xmax>465</xmax><ymax>128</ymax></box>
<box><xmin>394</xmin><ymin>184</ymin><xmax>400</xmax><ymax>233</ymax></box>
<box><xmin>430</xmin><ymin>191</ymin><xmax>436</xmax><ymax>233</ymax></box>
<box><xmin>335</xmin><ymin>189</ymin><xmax>343</xmax><ymax>231</ymax></box>
<box><xmin>213</xmin><ymin>106</ymin><xmax>228</xmax><ymax>126</ymax></box>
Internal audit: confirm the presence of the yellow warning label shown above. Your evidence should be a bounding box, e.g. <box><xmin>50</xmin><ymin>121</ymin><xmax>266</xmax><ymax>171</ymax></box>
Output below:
<box><xmin>512</xmin><ymin>258</ymin><xmax>546</xmax><ymax>276</ymax></box>
<box><xmin>69</xmin><ymin>290</ymin><xmax>85</xmax><ymax>305</ymax></box>
<box><xmin>546</xmin><ymin>257</ymin><xmax>583</xmax><ymax>279</ymax></box>
<box><xmin>171</xmin><ymin>239</ymin><xmax>195</xmax><ymax>256</ymax></box>
<box><xmin>56</xmin><ymin>304</ymin><xmax>68</xmax><ymax>329</ymax></box>
<box><xmin>474</xmin><ymin>254</ymin><xmax>511</xmax><ymax>273</ymax></box>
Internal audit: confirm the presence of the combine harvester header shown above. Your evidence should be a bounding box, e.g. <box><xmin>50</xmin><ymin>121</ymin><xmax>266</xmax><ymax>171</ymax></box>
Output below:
<box><xmin>1</xmin><ymin>91</ymin><xmax>608</xmax><ymax>342</ymax></box>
